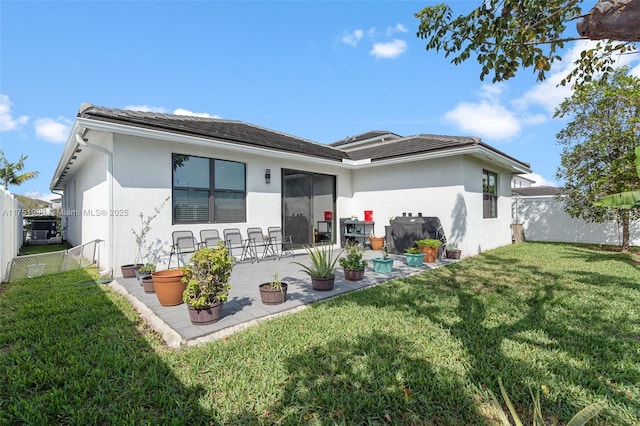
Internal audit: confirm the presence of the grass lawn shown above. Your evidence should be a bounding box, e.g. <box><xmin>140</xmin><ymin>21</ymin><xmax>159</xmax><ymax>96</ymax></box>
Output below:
<box><xmin>18</xmin><ymin>242</ymin><xmax>72</xmax><ymax>256</ymax></box>
<box><xmin>1</xmin><ymin>242</ymin><xmax>638</xmax><ymax>424</ymax></box>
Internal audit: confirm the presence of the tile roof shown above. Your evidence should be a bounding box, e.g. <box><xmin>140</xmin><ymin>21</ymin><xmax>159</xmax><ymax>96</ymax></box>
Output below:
<box><xmin>75</xmin><ymin>105</ymin><xmax>529</xmax><ymax>169</ymax></box>
<box><xmin>78</xmin><ymin>105</ymin><xmax>348</xmax><ymax>161</ymax></box>
<box><xmin>345</xmin><ymin>134</ymin><xmax>475</xmax><ymax>161</ymax></box>
<box><xmin>344</xmin><ymin>134</ymin><xmax>530</xmax><ymax>169</ymax></box>
<box><xmin>330</xmin><ymin>130</ymin><xmax>401</xmax><ymax>148</ymax></box>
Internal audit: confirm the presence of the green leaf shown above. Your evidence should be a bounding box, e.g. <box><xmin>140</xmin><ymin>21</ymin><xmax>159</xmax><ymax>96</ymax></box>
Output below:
<box><xmin>565</xmin><ymin>400</ymin><xmax>607</xmax><ymax>426</ymax></box>
<box><xmin>594</xmin><ymin>147</ymin><xmax>640</xmax><ymax>209</ymax></box>
<box><xmin>594</xmin><ymin>191</ymin><xmax>640</xmax><ymax>209</ymax></box>
<box><xmin>498</xmin><ymin>377</ymin><xmax>524</xmax><ymax>426</ymax></box>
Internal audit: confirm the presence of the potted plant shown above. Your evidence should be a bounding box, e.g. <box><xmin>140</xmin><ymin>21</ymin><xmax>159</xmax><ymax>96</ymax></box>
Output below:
<box><xmin>181</xmin><ymin>243</ymin><xmax>234</xmax><ymax>325</ymax></box>
<box><xmin>259</xmin><ymin>272</ymin><xmax>288</xmax><ymax>305</ymax></box>
<box><xmin>293</xmin><ymin>243</ymin><xmax>341</xmax><ymax>291</ymax></box>
<box><xmin>368</xmin><ymin>231</ymin><xmax>385</xmax><ymax>251</ymax></box>
<box><xmin>404</xmin><ymin>247</ymin><xmax>425</xmax><ymax>267</ymax></box>
<box><xmin>122</xmin><ymin>197</ymin><xmax>169</xmax><ymax>278</ymax></box>
<box><xmin>445</xmin><ymin>243</ymin><xmax>462</xmax><ymax>260</ymax></box>
<box><xmin>138</xmin><ymin>263</ymin><xmax>156</xmax><ymax>293</ymax></box>
<box><xmin>371</xmin><ymin>246</ymin><xmax>393</xmax><ymax>273</ymax></box>
<box><xmin>152</xmin><ymin>268</ymin><xmax>186</xmax><ymax>306</ymax></box>
<box><xmin>416</xmin><ymin>238</ymin><xmax>442</xmax><ymax>263</ymax></box>
<box><xmin>138</xmin><ymin>262</ymin><xmax>156</xmax><ymax>279</ymax></box>
<box><xmin>339</xmin><ymin>243</ymin><xmax>367</xmax><ymax>281</ymax></box>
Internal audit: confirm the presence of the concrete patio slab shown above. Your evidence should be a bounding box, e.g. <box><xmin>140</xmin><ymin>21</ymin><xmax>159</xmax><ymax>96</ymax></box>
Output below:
<box><xmin>108</xmin><ymin>249</ymin><xmax>455</xmax><ymax>347</ymax></box>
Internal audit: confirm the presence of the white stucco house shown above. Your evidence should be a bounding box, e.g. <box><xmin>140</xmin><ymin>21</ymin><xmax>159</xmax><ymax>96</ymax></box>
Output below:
<box><xmin>50</xmin><ymin>104</ymin><xmax>532</xmax><ymax>277</ymax></box>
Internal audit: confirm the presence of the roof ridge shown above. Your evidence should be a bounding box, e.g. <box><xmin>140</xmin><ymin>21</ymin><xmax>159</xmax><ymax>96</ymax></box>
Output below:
<box><xmin>80</xmin><ymin>104</ymin><xmax>240</xmax><ymax>124</ymax></box>
<box><xmin>236</xmin><ymin>121</ymin><xmax>346</xmax><ymax>153</ymax></box>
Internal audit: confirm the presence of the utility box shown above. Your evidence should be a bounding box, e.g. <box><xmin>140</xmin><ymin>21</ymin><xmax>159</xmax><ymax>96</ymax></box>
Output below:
<box><xmin>31</xmin><ymin>220</ymin><xmax>57</xmax><ymax>240</ymax></box>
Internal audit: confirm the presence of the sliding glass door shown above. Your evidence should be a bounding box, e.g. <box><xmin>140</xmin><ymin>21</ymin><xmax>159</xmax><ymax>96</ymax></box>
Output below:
<box><xmin>282</xmin><ymin>170</ymin><xmax>336</xmax><ymax>247</ymax></box>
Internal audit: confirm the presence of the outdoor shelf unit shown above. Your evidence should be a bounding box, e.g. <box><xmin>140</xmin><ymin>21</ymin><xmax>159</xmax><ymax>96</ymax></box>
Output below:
<box><xmin>340</xmin><ymin>219</ymin><xmax>375</xmax><ymax>247</ymax></box>
<box><xmin>315</xmin><ymin>220</ymin><xmax>333</xmax><ymax>243</ymax></box>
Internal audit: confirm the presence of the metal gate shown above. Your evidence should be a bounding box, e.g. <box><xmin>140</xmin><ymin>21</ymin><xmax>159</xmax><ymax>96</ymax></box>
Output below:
<box><xmin>3</xmin><ymin>239</ymin><xmax>103</xmax><ymax>282</ymax></box>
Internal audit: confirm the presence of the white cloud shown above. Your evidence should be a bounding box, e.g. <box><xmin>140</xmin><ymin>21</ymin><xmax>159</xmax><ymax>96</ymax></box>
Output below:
<box><xmin>34</xmin><ymin>117</ymin><xmax>72</xmax><ymax>143</ymax></box>
<box><xmin>124</xmin><ymin>105</ymin><xmax>169</xmax><ymax>113</ymax></box>
<box><xmin>0</xmin><ymin>94</ymin><xmax>29</xmax><ymax>131</ymax></box>
<box><xmin>342</xmin><ymin>29</ymin><xmax>364</xmax><ymax>47</ymax></box>
<box><xmin>514</xmin><ymin>40</ymin><xmax>640</xmax><ymax>113</ymax></box>
<box><xmin>443</xmin><ymin>101</ymin><xmax>521</xmax><ymax>140</ymax></box>
<box><xmin>386</xmin><ymin>23</ymin><xmax>407</xmax><ymax>36</ymax></box>
<box><xmin>173</xmin><ymin>109</ymin><xmax>220</xmax><ymax>118</ymax></box>
<box><xmin>370</xmin><ymin>39</ymin><xmax>407</xmax><ymax>59</ymax></box>
<box><xmin>521</xmin><ymin>172</ymin><xmax>557</xmax><ymax>187</ymax></box>
<box><xmin>513</xmin><ymin>72</ymin><xmax>573</xmax><ymax>114</ymax></box>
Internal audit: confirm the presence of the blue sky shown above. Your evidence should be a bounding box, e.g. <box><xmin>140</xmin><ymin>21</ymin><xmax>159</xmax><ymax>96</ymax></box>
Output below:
<box><xmin>1</xmin><ymin>1</ymin><xmax>638</xmax><ymax>201</ymax></box>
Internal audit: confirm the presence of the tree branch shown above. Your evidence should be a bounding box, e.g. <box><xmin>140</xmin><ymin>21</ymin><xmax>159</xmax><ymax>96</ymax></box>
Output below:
<box><xmin>523</xmin><ymin>0</ymin><xmax>582</xmax><ymax>31</ymax></box>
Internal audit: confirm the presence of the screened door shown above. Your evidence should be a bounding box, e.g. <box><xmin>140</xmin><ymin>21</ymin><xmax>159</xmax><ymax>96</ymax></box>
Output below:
<box><xmin>282</xmin><ymin>170</ymin><xmax>335</xmax><ymax>247</ymax></box>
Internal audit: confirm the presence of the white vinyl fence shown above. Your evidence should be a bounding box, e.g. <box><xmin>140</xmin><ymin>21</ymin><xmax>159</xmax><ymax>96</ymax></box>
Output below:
<box><xmin>512</xmin><ymin>194</ymin><xmax>640</xmax><ymax>246</ymax></box>
<box><xmin>0</xmin><ymin>186</ymin><xmax>24</xmax><ymax>282</ymax></box>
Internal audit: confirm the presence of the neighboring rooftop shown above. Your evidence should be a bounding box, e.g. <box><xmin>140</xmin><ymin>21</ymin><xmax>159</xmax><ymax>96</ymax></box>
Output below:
<box><xmin>512</xmin><ymin>186</ymin><xmax>563</xmax><ymax>197</ymax></box>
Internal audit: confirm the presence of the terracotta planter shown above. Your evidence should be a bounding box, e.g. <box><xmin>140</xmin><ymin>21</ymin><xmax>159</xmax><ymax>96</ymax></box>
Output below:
<box><xmin>419</xmin><ymin>246</ymin><xmax>439</xmax><ymax>263</ymax></box>
<box><xmin>259</xmin><ymin>282</ymin><xmax>288</xmax><ymax>305</ymax></box>
<box><xmin>187</xmin><ymin>302</ymin><xmax>223</xmax><ymax>325</ymax></box>
<box><xmin>141</xmin><ymin>276</ymin><xmax>155</xmax><ymax>293</ymax></box>
<box><xmin>152</xmin><ymin>269</ymin><xmax>186</xmax><ymax>306</ymax></box>
<box><xmin>446</xmin><ymin>249</ymin><xmax>461</xmax><ymax>260</ymax></box>
<box><xmin>405</xmin><ymin>253</ymin><xmax>425</xmax><ymax>267</ymax></box>
<box><xmin>372</xmin><ymin>258</ymin><xmax>393</xmax><ymax>273</ymax></box>
<box><xmin>121</xmin><ymin>264</ymin><xmax>142</xmax><ymax>278</ymax></box>
<box><xmin>369</xmin><ymin>237</ymin><xmax>385</xmax><ymax>251</ymax></box>
<box><xmin>343</xmin><ymin>268</ymin><xmax>365</xmax><ymax>281</ymax></box>
<box><xmin>311</xmin><ymin>276</ymin><xmax>335</xmax><ymax>291</ymax></box>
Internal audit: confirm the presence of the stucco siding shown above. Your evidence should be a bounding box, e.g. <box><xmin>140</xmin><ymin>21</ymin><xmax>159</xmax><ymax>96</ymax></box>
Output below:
<box><xmin>348</xmin><ymin>156</ymin><xmax>515</xmax><ymax>257</ymax></box>
<box><xmin>61</xmin><ymin>145</ymin><xmax>110</xmax><ymax>269</ymax></box>
<box><xmin>461</xmin><ymin>156</ymin><xmax>514</xmax><ymax>255</ymax></box>
<box><xmin>107</xmin><ymin>134</ymin><xmax>353</xmax><ymax>274</ymax></box>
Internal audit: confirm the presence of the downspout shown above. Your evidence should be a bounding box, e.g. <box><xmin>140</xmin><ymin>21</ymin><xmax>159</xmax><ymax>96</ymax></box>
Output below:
<box><xmin>76</xmin><ymin>131</ymin><xmax>113</xmax><ymax>278</ymax></box>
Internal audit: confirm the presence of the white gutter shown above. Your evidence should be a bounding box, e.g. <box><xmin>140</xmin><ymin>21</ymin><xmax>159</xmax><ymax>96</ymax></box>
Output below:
<box><xmin>50</xmin><ymin>122</ymin><xmax>84</xmax><ymax>191</ymax></box>
<box><xmin>75</xmin><ymin>131</ymin><xmax>114</xmax><ymax>278</ymax></box>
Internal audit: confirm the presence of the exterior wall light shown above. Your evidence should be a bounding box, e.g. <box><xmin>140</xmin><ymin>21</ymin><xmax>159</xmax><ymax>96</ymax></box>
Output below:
<box><xmin>265</xmin><ymin>169</ymin><xmax>271</xmax><ymax>184</ymax></box>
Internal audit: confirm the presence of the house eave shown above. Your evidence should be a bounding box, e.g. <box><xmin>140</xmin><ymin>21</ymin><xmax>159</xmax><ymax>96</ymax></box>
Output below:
<box><xmin>49</xmin><ymin>121</ymin><xmax>85</xmax><ymax>191</ymax></box>
<box><xmin>342</xmin><ymin>145</ymin><xmax>532</xmax><ymax>174</ymax></box>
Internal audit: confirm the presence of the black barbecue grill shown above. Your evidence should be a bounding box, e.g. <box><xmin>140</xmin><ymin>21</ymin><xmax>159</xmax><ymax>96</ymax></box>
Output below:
<box><xmin>385</xmin><ymin>215</ymin><xmax>447</xmax><ymax>256</ymax></box>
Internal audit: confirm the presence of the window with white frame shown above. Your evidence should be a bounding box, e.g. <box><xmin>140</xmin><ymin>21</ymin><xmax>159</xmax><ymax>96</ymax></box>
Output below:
<box><xmin>172</xmin><ymin>154</ymin><xmax>246</xmax><ymax>224</ymax></box>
